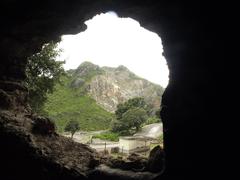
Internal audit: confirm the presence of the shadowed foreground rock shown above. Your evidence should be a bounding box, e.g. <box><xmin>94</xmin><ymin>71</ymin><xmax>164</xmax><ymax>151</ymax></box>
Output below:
<box><xmin>0</xmin><ymin>110</ymin><xmax>161</xmax><ymax>180</ymax></box>
<box><xmin>0</xmin><ymin>110</ymin><xmax>99</xmax><ymax>180</ymax></box>
<box><xmin>103</xmin><ymin>153</ymin><xmax>148</xmax><ymax>171</ymax></box>
<box><xmin>100</xmin><ymin>148</ymin><xmax>165</xmax><ymax>174</ymax></box>
<box><xmin>147</xmin><ymin>146</ymin><xmax>165</xmax><ymax>173</ymax></box>
<box><xmin>88</xmin><ymin>164</ymin><xmax>160</xmax><ymax>180</ymax></box>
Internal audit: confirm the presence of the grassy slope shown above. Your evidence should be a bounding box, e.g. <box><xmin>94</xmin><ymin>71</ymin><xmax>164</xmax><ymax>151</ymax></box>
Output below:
<box><xmin>44</xmin><ymin>76</ymin><xmax>113</xmax><ymax>132</ymax></box>
<box><xmin>92</xmin><ymin>131</ymin><xmax>119</xmax><ymax>142</ymax></box>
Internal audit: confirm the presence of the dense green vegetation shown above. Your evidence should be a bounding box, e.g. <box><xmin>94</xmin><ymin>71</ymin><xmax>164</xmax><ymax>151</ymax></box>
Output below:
<box><xmin>43</xmin><ymin>76</ymin><xmax>114</xmax><ymax>132</ymax></box>
<box><xmin>144</xmin><ymin>116</ymin><xmax>161</xmax><ymax>125</ymax></box>
<box><xmin>25</xmin><ymin>42</ymin><xmax>65</xmax><ymax>113</ymax></box>
<box><xmin>121</xmin><ymin>107</ymin><xmax>148</xmax><ymax>131</ymax></box>
<box><xmin>92</xmin><ymin>131</ymin><xmax>119</xmax><ymax>142</ymax></box>
<box><xmin>112</xmin><ymin>97</ymin><xmax>150</xmax><ymax>135</ymax></box>
<box><xmin>115</xmin><ymin>97</ymin><xmax>150</xmax><ymax>120</ymax></box>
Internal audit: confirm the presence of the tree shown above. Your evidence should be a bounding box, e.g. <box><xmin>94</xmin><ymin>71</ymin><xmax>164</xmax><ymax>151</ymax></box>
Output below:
<box><xmin>121</xmin><ymin>107</ymin><xmax>148</xmax><ymax>132</ymax></box>
<box><xmin>112</xmin><ymin>97</ymin><xmax>150</xmax><ymax>134</ymax></box>
<box><xmin>111</xmin><ymin>119</ymin><xmax>130</xmax><ymax>135</ymax></box>
<box><xmin>115</xmin><ymin>103</ymin><xmax>129</xmax><ymax>120</ymax></box>
<box><xmin>25</xmin><ymin>42</ymin><xmax>65</xmax><ymax>113</ymax></box>
<box><xmin>115</xmin><ymin>97</ymin><xmax>149</xmax><ymax>120</ymax></box>
<box><xmin>64</xmin><ymin>120</ymin><xmax>80</xmax><ymax>138</ymax></box>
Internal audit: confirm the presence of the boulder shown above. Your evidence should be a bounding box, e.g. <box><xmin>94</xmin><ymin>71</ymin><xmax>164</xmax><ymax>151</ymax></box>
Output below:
<box><xmin>110</xmin><ymin>147</ymin><xmax>119</xmax><ymax>153</ymax></box>
<box><xmin>127</xmin><ymin>153</ymin><xmax>147</xmax><ymax>162</ymax></box>
<box><xmin>147</xmin><ymin>145</ymin><xmax>164</xmax><ymax>173</ymax></box>
<box><xmin>105</xmin><ymin>153</ymin><xmax>148</xmax><ymax>171</ymax></box>
<box><xmin>32</xmin><ymin>116</ymin><xmax>56</xmax><ymax>136</ymax></box>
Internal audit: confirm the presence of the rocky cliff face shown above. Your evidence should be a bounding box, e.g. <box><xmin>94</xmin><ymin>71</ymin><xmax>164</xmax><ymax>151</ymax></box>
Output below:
<box><xmin>71</xmin><ymin>62</ymin><xmax>164</xmax><ymax>112</ymax></box>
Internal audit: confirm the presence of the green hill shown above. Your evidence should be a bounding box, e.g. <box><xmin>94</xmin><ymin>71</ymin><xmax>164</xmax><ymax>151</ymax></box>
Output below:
<box><xmin>43</xmin><ymin>75</ymin><xmax>114</xmax><ymax>132</ymax></box>
<box><xmin>43</xmin><ymin>61</ymin><xmax>164</xmax><ymax>133</ymax></box>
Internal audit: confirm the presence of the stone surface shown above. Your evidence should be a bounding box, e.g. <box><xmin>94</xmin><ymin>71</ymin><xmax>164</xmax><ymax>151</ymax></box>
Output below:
<box><xmin>102</xmin><ymin>153</ymin><xmax>148</xmax><ymax>172</ymax></box>
<box><xmin>88</xmin><ymin>164</ymin><xmax>159</xmax><ymax>180</ymax></box>
<box><xmin>72</xmin><ymin>62</ymin><xmax>164</xmax><ymax>112</ymax></box>
<box><xmin>147</xmin><ymin>146</ymin><xmax>164</xmax><ymax>173</ymax></box>
<box><xmin>134</xmin><ymin>123</ymin><xmax>163</xmax><ymax>139</ymax></box>
<box><xmin>0</xmin><ymin>110</ymin><xmax>99</xmax><ymax>180</ymax></box>
<box><xmin>31</xmin><ymin>115</ymin><xmax>56</xmax><ymax>135</ymax></box>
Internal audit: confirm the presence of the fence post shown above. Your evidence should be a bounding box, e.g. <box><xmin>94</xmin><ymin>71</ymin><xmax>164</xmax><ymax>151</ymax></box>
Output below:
<box><xmin>144</xmin><ymin>140</ymin><xmax>148</xmax><ymax>156</ymax></box>
<box><xmin>104</xmin><ymin>142</ymin><xmax>107</xmax><ymax>154</ymax></box>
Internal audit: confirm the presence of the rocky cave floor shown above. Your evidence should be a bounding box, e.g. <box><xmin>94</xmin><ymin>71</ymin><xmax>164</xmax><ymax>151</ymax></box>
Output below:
<box><xmin>0</xmin><ymin>109</ymin><xmax>163</xmax><ymax>180</ymax></box>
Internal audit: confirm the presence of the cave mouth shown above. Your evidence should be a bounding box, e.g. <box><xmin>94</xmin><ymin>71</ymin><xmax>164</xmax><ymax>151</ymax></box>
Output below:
<box><xmin>23</xmin><ymin>11</ymin><xmax>168</xmax><ymax>175</ymax></box>
<box><xmin>2</xmin><ymin>1</ymin><xmax>223</xmax><ymax>179</ymax></box>
<box><xmin>39</xmin><ymin>11</ymin><xmax>168</xmax><ymax>152</ymax></box>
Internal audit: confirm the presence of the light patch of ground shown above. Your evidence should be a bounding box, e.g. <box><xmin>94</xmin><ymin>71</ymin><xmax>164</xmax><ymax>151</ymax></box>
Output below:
<box><xmin>134</xmin><ymin>123</ymin><xmax>163</xmax><ymax>139</ymax></box>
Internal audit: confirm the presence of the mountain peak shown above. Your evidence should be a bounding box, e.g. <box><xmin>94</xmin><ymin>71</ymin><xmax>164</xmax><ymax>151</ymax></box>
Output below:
<box><xmin>116</xmin><ymin>65</ymin><xmax>129</xmax><ymax>71</ymax></box>
<box><xmin>77</xmin><ymin>61</ymin><xmax>99</xmax><ymax>69</ymax></box>
<box><xmin>70</xmin><ymin>63</ymin><xmax>164</xmax><ymax>112</ymax></box>
<box><xmin>74</xmin><ymin>61</ymin><xmax>101</xmax><ymax>78</ymax></box>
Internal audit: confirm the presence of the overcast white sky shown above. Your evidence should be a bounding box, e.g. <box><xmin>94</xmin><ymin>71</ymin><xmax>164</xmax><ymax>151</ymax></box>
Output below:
<box><xmin>58</xmin><ymin>12</ymin><xmax>169</xmax><ymax>87</ymax></box>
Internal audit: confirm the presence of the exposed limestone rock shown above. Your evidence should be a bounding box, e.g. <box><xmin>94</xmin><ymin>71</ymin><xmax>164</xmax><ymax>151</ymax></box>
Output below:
<box><xmin>74</xmin><ymin>61</ymin><xmax>102</xmax><ymax>78</ymax></box>
<box><xmin>71</xmin><ymin>62</ymin><xmax>164</xmax><ymax>112</ymax></box>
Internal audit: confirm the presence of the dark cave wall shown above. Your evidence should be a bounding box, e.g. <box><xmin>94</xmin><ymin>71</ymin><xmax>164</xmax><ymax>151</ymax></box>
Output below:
<box><xmin>0</xmin><ymin>0</ymin><xmax>226</xmax><ymax>179</ymax></box>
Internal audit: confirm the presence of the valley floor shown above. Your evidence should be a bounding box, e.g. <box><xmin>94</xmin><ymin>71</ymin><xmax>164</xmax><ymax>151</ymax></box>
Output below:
<box><xmin>62</xmin><ymin>123</ymin><xmax>163</xmax><ymax>156</ymax></box>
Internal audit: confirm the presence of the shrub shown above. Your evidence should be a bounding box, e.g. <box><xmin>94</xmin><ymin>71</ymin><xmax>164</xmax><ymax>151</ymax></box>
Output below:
<box><xmin>64</xmin><ymin>120</ymin><xmax>80</xmax><ymax>138</ymax></box>
<box><xmin>93</xmin><ymin>132</ymin><xmax>119</xmax><ymax>141</ymax></box>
